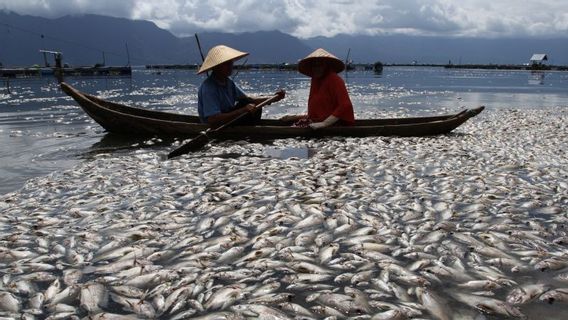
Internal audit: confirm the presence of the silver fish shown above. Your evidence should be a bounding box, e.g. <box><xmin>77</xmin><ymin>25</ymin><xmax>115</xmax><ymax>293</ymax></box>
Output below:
<box><xmin>451</xmin><ymin>291</ymin><xmax>526</xmax><ymax>319</ymax></box>
<box><xmin>204</xmin><ymin>284</ymin><xmax>246</xmax><ymax>311</ymax></box>
<box><xmin>415</xmin><ymin>287</ymin><xmax>450</xmax><ymax>320</ymax></box>
<box><xmin>109</xmin><ymin>293</ymin><xmax>156</xmax><ymax>318</ymax></box>
<box><xmin>79</xmin><ymin>282</ymin><xmax>108</xmax><ymax>313</ymax></box>
<box><xmin>539</xmin><ymin>288</ymin><xmax>568</xmax><ymax>304</ymax></box>
<box><xmin>231</xmin><ymin>303</ymin><xmax>292</xmax><ymax>319</ymax></box>
<box><xmin>277</xmin><ymin>302</ymin><xmax>316</xmax><ymax>318</ymax></box>
<box><xmin>506</xmin><ymin>284</ymin><xmax>549</xmax><ymax>305</ymax></box>
<box><xmin>0</xmin><ymin>291</ymin><xmax>20</xmax><ymax>313</ymax></box>
<box><xmin>370</xmin><ymin>309</ymin><xmax>406</xmax><ymax>320</ymax></box>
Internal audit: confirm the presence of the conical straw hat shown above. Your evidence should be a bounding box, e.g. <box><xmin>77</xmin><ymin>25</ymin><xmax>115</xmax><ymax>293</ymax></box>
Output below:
<box><xmin>197</xmin><ymin>45</ymin><xmax>249</xmax><ymax>74</ymax></box>
<box><xmin>298</xmin><ymin>48</ymin><xmax>345</xmax><ymax>77</ymax></box>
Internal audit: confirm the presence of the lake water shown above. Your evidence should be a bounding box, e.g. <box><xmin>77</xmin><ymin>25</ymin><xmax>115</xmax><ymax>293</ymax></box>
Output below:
<box><xmin>1</xmin><ymin>66</ymin><xmax>568</xmax><ymax>194</ymax></box>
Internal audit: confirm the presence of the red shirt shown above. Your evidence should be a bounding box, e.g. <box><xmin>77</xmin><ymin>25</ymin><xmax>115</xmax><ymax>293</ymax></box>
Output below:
<box><xmin>307</xmin><ymin>72</ymin><xmax>355</xmax><ymax>125</ymax></box>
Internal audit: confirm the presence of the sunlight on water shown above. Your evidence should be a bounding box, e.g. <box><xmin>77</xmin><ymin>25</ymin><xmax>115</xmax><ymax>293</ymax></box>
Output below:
<box><xmin>1</xmin><ymin>66</ymin><xmax>568</xmax><ymax>194</ymax></box>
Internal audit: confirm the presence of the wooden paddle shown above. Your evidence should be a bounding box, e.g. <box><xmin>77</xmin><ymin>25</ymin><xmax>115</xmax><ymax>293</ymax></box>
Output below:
<box><xmin>167</xmin><ymin>94</ymin><xmax>281</xmax><ymax>159</ymax></box>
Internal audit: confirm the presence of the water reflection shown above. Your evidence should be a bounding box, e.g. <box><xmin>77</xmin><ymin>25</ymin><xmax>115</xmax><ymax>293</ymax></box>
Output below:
<box><xmin>528</xmin><ymin>71</ymin><xmax>545</xmax><ymax>85</ymax></box>
<box><xmin>85</xmin><ymin>133</ymin><xmax>171</xmax><ymax>157</ymax></box>
<box><xmin>264</xmin><ymin>146</ymin><xmax>315</xmax><ymax>159</ymax></box>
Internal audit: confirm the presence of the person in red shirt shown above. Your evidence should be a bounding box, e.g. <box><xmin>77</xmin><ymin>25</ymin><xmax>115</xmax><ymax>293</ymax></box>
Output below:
<box><xmin>281</xmin><ymin>48</ymin><xmax>355</xmax><ymax>129</ymax></box>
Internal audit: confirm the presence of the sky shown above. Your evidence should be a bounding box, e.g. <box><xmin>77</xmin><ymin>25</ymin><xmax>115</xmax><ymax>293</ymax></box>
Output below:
<box><xmin>1</xmin><ymin>0</ymin><xmax>568</xmax><ymax>39</ymax></box>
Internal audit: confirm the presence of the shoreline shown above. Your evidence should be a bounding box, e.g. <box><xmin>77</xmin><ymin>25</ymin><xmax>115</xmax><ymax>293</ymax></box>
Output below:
<box><xmin>142</xmin><ymin>63</ymin><xmax>568</xmax><ymax>72</ymax></box>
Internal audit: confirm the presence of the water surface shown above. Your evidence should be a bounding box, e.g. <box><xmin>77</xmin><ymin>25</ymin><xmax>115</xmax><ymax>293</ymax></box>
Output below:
<box><xmin>1</xmin><ymin>67</ymin><xmax>567</xmax><ymax>194</ymax></box>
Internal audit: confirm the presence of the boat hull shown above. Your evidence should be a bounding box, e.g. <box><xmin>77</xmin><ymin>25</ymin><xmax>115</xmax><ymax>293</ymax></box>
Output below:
<box><xmin>60</xmin><ymin>82</ymin><xmax>484</xmax><ymax>140</ymax></box>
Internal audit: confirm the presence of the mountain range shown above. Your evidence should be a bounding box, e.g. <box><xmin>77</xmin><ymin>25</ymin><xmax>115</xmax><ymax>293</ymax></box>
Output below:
<box><xmin>1</xmin><ymin>10</ymin><xmax>568</xmax><ymax>67</ymax></box>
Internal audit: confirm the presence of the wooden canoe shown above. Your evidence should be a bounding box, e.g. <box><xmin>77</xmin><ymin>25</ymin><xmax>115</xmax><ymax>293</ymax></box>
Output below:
<box><xmin>60</xmin><ymin>82</ymin><xmax>484</xmax><ymax>139</ymax></box>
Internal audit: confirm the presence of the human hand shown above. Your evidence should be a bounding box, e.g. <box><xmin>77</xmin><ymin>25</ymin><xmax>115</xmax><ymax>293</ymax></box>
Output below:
<box><xmin>244</xmin><ymin>103</ymin><xmax>256</xmax><ymax>113</ymax></box>
<box><xmin>309</xmin><ymin>121</ymin><xmax>328</xmax><ymax>130</ymax></box>
<box><xmin>309</xmin><ymin>115</ymin><xmax>339</xmax><ymax>130</ymax></box>
<box><xmin>275</xmin><ymin>89</ymin><xmax>286</xmax><ymax>101</ymax></box>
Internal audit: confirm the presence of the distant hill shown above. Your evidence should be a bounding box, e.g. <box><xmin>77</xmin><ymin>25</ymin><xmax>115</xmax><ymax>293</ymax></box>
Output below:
<box><xmin>185</xmin><ymin>31</ymin><xmax>314</xmax><ymax>64</ymax></box>
<box><xmin>0</xmin><ymin>11</ymin><xmax>186</xmax><ymax>66</ymax></box>
<box><xmin>0</xmin><ymin>11</ymin><xmax>312</xmax><ymax>66</ymax></box>
<box><xmin>306</xmin><ymin>34</ymin><xmax>568</xmax><ymax>65</ymax></box>
<box><xmin>1</xmin><ymin>10</ymin><xmax>567</xmax><ymax>66</ymax></box>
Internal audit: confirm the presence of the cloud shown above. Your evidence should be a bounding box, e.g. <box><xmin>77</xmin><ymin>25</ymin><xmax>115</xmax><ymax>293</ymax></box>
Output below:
<box><xmin>1</xmin><ymin>0</ymin><xmax>567</xmax><ymax>38</ymax></box>
<box><xmin>0</xmin><ymin>0</ymin><xmax>136</xmax><ymax>19</ymax></box>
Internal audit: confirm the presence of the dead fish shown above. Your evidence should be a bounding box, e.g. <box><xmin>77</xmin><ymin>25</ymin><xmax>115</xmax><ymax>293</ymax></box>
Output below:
<box><xmin>169</xmin><ymin>308</ymin><xmax>198</xmax><ymax>320</ymax></box>
<box><xmin>344</xmin><ymin>286</ymin><xmax>372</xmax><ymax>314</ymax></box>
<box><xmin>451</xmin><ymin>291</ymin><xmax>526</xmax><ymax>319</ymax></box>
<box><xmin>457</xmin><ymin>280</ymin><xmax>502</xmax><ymax>291</ymax></box>
<box><xmin>167</xmin><ymin>289</ymin><xmax>192</xmax><ymax>315</ymax></box>
<box><xmin>28</xmin><ymin>292</ymin><xmax>45</xmax><ymax>310</ymax></box>
<box><xmin>204</xmin><ymin>284</ymin><xmax>246</xmax><ymax>311</ymax></box>
<box><xmin>350</xmin><ymin>242</ymin><xmax>392</xmax><ymax>253</ymax></box>
<box><xmin>351</xmin><ymin>270</ymin><xmax>376</xmax><ymax>285</ymax></box>
<box><xmin>282</xmin><ymin>273</ymin><xmax>333</xmax><ymax>283</ymax></box>
<box><xmin>190</xmin><ymin>311</ymin><xmax>246</xmax><ymax>320</ymax></box>
<box><xmin>311</xmin><ymin>304</ymin><xmax>346</xmax><ymax>318</ymax></box>
<box><xmin>314</xmin><ymin>233</ymin><xmax>333</xmax><ymax>247</ymax></box>
<box><xmin>9</xmin><ymin>278</ymin><xmax>37</xmax><ymax>296</ymax></box>
<box><xmin>506</xmin><ymin>284</ymin><xmax>549</xmax><ymax>305</ymax></box>
<box><xmin>534</xmin><ymin>206</ymin><xmax>562</xmax><ymax>214</ymax></box>
<box><xmin>408</xmin><ymin>259</ymin><xmax>433</xmax><ymax>272</ymax></box>
<box><xmin>80</xmin><ymin>282</ymin><xmax>108</xmax><ymax>313</ymax></box>
<box><xmin>539</xmin><ymin>288</ymin><xmax>568</xmax><ymax>304</ymax></box>
<box><xmin>486</xmin><ymin>257</ymin><xmax>526</xmax><ymax>272</ymax></box>
<box><xmin>247</xmin><ymin>293</ymin><xmax>294</xmax><ymax>305</ymax></box>
<box><xmin>233</xmin><ymin>248</ymin><xmax>275</xmax><ymax>265</ymax></box>
<box><xmin>535</xmin><ymin>258</ymin><xmax>568</xmax><ymax>271</ymax></box>
<box><xmin>218</xmin><ymin>246</ymin><xmax>245</xmax><ymax>264</ymax></box>
<box><xmin>250</xmin><ymin>282</ymin><xmax>281</xmax><ymax>297</ymax></box>
<box><xmin>47</xmin><ymin>285</ymin><xmax>80</xmax><ymax>306</ymax></box>
<box><xmin>554</xmin><ymin>272</ymin><xmax>568</xmax><ymax>283</ymax></box>
<box><xmin>109</xmin><ymin>292</ymin><xmax>156</xmax><ymax>318</ymax></box>
<box><xmin>319</xmin><ymin>243</ymin><xmax>339</xmax><ymax>264</ymax></box>
<box><xmin>285</xmin><ymin>283</ymin><xmax>335</xmax><ymax>291</ymax></box>
<box><xmin>110</xmin><ymin>285</ymin><xmax>146</xmax><ymax>299</ymax></box>
<box><xmin>294</xmin><ymin>231</ymin><xmax>316</xmax><ymax>246</ymax></box>
<box><xmin>44</xmin><ymin>278</ymin><xmax>61</xmax><ymax>302</ymax></box>
<box><xmin>124</xmin><ymin>270</ymin><xmax>178</xmax><ymax>289</ymax></box>
<box><xmin>294</xmin><ymin>211</ymin><xmax>324</xmax><ymax>229</ymax></box>
<box><xmin>62</xmin><ymin>269</ymin><xmax>83</xmax><ymax>286</ymax></box>
<box><xmin>46</xmin><ymin>302</ymin><xmax>77</xmax><ymax>314</ymax></box>
<box><xmin>415</xmin><ymin>287</ymin><xmax>450</xmax><ymax>320</ymax></box>
<box><xmin>231</xmin><ymin>303</ymin><xmax>292</xmax><ymax>319</ymax></box>
<box><xmin>289</xmin><ymin>261</ymin><xmax>332</xmax><ymax>274</ymax></box>
<box><xmin>0</xmin><ymin>291</ymin><xmax>20</xmax><ymax>313</ymax></box>
<box><xmin>277</xmin><ymin>302</ymin><xmax>316</xmax><ymax>318</ymax></box>
<box><xmin>370</xmin><ymin>309</ymin><xmax>407</xmax><ymax>320</ymax></box>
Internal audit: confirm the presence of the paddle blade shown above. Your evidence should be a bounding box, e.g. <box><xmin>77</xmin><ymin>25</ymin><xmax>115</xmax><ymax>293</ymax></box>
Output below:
<box><xmin>167</xmin><ymin>133</ymin><xmax>210</xmax><ymax>159</ymax></box>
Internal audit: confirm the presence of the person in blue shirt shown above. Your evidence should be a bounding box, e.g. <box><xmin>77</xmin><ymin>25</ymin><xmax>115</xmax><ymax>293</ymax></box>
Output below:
<box><xmin>197</xmin><ymin>45</ymin><xmax>285</xmax><ymax>127</ymax></box>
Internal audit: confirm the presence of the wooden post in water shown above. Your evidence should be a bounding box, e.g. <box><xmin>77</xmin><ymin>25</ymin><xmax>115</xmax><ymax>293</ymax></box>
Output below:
<box><xmin>39</xmin><ymin>50</ymin><xmax>64</xmax><ymax>83</ymax></box>
<box><xmin>125</xmin><ymin>42</ymin><xmax>131</xmax><ymax>66</ymax></box>
<box><xmin>42</xmin><ymin>51</ymin><xmax>49</xmax><ymax>67</ymax></box>
<box><xmin>5</xmin><ymin>78</ymin><xmax>10</xmax><ymax>94</ymax></box>
<box><xmin>54</xmin><ymin>52</ymin><xmax>64</xmax><ymax>83</ymax></box>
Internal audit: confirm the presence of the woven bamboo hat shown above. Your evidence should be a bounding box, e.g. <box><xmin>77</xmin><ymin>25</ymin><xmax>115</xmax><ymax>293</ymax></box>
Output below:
<box><xmin>197</xmin><ymin>45</ymin><xmax>249</xmax><ymax>74</ymax></box>
<box><xmin>298</xmin><ymin>48</ymin><xmax>345</xmax><ymax>77</ymax></box>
